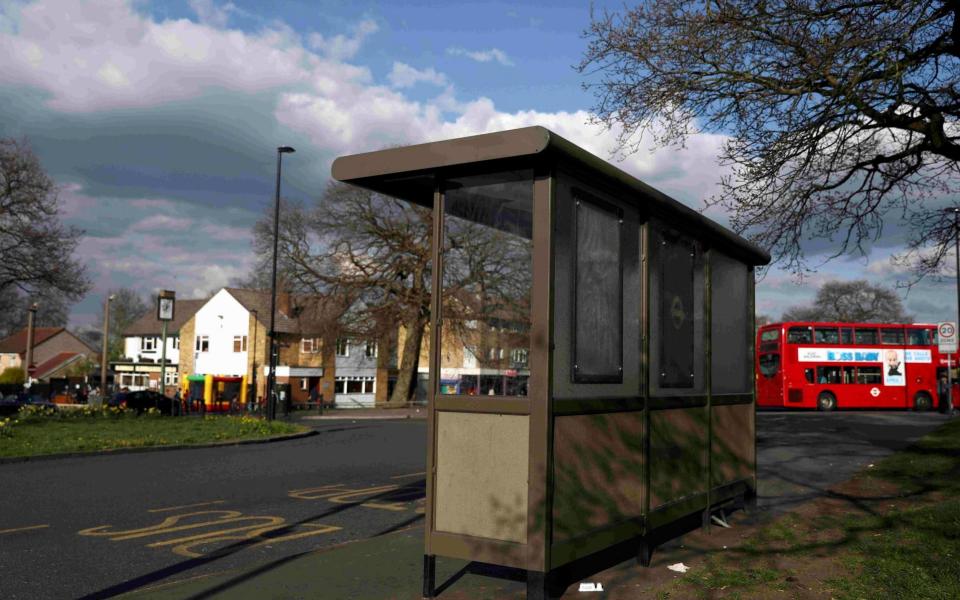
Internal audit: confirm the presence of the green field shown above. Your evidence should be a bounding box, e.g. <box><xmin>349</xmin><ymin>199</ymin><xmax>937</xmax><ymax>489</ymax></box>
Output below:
<box><xmin>0</xmin><ymin>408</ymin><xmax>307</xmax><ymax>458</ymax></box>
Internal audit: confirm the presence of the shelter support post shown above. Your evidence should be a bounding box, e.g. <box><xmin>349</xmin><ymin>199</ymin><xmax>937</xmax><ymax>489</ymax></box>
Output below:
<box><xmin>421</xmin><ymin>554</ymin><xmax>435</xmax><ymax>599</ymax></box>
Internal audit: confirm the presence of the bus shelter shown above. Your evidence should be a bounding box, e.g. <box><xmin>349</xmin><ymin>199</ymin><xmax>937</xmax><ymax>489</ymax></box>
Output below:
<box><xmin>332</xmin><ymin>127</ymin><xmax>770</xmax><ymax>598</ymax></box>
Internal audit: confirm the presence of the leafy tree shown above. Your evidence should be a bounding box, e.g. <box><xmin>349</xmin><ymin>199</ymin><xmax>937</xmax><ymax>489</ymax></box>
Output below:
<box><xmin>92</xmin><ymin>288</ymin><xmax>149</xmax><ymax>361</ymax></box>
<box><xmin>579</xmin><ymin>1</ymin><xmax>960</xmax><ymax>276</ymax></box>
<box><xmin>781</xmin><ymin>280</ymin><xmax>913</xmax><ymax>323</ymax></box>
<box><xmin>0</xmin><ymin>138</ymin><xmax>89</xmax><ymax>302</ymax></box>
<box><xmin>0</xmin><ymin>367</ymin><xmax>25</xmax><ymax>385</ymax></box>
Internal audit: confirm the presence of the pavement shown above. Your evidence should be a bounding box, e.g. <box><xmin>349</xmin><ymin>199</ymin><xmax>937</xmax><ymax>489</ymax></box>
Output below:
<box><xmin>120</xmin><ymin>410</ymin><xmax>953</xmax><ymax>600</ymax></box>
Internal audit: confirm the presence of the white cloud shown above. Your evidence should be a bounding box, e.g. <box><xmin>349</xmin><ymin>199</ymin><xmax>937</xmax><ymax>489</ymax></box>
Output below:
<box><xmin>447</xmin><ymin>46</ymin><xmax>513</xmax><ymax>66</ymax></box>
<box><xmin>307</xmin><ymin>18</ymin><xmax>377</xmax><ymax>60</ymax></box>
<box><xmin>387</xmin><ymin>62</ymin><xmax>447</xmax><ymax>88</ymax></box>
<box><xmin>0</xmin><ymin>0</ymin><xmax>319</xmax><ymax>112</ymax></box>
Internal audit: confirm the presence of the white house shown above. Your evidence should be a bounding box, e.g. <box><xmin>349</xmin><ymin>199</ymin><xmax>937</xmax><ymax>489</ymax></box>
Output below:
<box><xmin>116</xmin><ymin>298</ymin><xmax>207</xmax><ymax>393</ymax></box>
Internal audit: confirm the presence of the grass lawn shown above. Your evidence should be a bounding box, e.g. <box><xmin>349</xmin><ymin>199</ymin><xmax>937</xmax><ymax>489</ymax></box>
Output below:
<box><xmin>645</xmin><ymin>417</ymin><xmax>960</xmax><ymax>599</ymax></box>
<box><xmin>0</xmin><ymin>413</ymin><xmax>307</xmax><ymax>458</ymax></box>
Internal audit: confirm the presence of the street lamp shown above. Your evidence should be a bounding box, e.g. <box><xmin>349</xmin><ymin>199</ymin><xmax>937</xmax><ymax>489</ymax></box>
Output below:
<box><xmin>250</xmin><ymin>309</ymin><xmax>258</xmax><ymax>413</ymax></box>
<box><xmin>24</xmin><ymin>303</ymin><xmax>38</xmax><ymax>388</ymax></box>
<box><xmin>100</xmin><ymin>294</ymin><xmax>116</xmax><ymax>401</ymax></box>
<box><xmin>266</xmin><ymin>145</ymin><xmax>295</xmax><ymax>420</ymax></box>
<box><xmin>945</xmin><ymin>207</ymin><xmax>960</xmax><ymax>415</ymax></box>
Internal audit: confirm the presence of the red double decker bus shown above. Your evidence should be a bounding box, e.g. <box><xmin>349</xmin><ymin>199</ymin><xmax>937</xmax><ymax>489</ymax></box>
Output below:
<box><xmin>756</xmin><ymin>321</ymin><xmax>960</xmax><ymax>410</ymax></box>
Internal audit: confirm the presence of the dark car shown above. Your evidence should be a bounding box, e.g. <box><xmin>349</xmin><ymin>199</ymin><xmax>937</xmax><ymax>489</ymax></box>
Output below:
<box><xmin>108</xmin><ymin>390</ymin><xmax>178</xmax><ymax>415</ymax></box>
<box><xmin>0</xmin><ymin>393</ymin><xmax>58</xmax><ymax>417</ymax></box>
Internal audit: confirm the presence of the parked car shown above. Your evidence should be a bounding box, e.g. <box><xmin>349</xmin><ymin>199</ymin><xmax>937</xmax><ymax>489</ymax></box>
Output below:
<box><xmin>0</xmin><ymin>393</ymin><xmax>59</xmax><ymax>417</ymax></box>
<box><xmin>108</xmin><ymin>390</ymin><xmax>178</xmax><ymax>415</ymax></box>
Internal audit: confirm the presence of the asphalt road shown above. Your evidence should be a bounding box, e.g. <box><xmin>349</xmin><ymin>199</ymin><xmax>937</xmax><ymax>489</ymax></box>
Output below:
<box><xmin>0</xmin><ymin>411</ymin><xmax>952</xmax><ymax>599</ymax></box>
<box><xmin>0</xmin><ymin>419</ymin><xmax>427</xmax><ymax>600</ymax></box>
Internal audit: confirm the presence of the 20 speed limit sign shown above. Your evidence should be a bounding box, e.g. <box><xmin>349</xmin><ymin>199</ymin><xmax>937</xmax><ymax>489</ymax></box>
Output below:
<box><xmin>939</xmin><ymin>322</ymin><xmax>957</xmax><ymax>354</ymax></box>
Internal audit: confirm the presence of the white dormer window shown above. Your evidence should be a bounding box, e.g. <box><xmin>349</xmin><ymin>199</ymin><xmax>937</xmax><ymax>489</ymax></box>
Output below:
<box><xmin>142</xmin><ymin>337</ymin><xmax>157</xmax><ymax>352</ymax></box>
<box><xmin>196</xmin><ymin>336</ymin><xmax>209</xmax><ymax>352</ymax></box>
<box><xmin>336</xmin><ymin>338</ymin><xmax>349</xmax><ymax>357</ymax></box>
<box><xmin>365</xmin><ymin>341</ymin><xmax>377</xmax><ymax>358</ymax></box>
<box><xmin>301</xmin><ymin>338</ymin><xmax>318</xmax><ymax>354</ymax></box>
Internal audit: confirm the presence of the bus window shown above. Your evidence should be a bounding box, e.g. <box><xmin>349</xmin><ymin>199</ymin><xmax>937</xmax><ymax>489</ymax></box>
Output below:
<box><xmin>907</xmin><ymin>328</ymin><xmax>931</xmax><ymax>346</ymax></box>
<box><xmin>758</xmin><ymin>354</ymin><xmax>780</xmax><ymax>377</ymax></box>
<box><xmin>816</xmin><ymin>366</ymin><xmax>842</xmax><ymax>384</ymax></box>
<box><xmin>842</xmin><ymin>366</ymin><xmax>855</xmax><ymax>383</ymax></box>
<box><xmin>855</xmin><ymin>329</ymin><xmax>878</xmax><ymax>344</ymax></box>
<box><xmin>815</xmin><ymin>327</ymin><xmax>839</xmax><ymax>344</ymax></box>
<box><xmin>787</xmin><ymin>327</ymin><xmax>812</xmax><ymax>344</ymax></box>
<box><xmin>857</xmin><ymin>366</ymin><xmax>882</xmax><ymax>384</ymax></box>
<box><xmin>760</xmin><ymin>330</ymin><xmax>779</xmax><ymax>342</ymax></box>
<box><xmin>880</xmin><ymin>328</ymin><xmax>904</xmax><ymax>345</ymax></box>
<box><xmin>840</xmin><ymin>328</ymin><xmax>853</xmax><ymax>344</ymax></box>
<box><xmin>804</xmin><ymin>368</ymin><xmax>814</xmax><ymax>383</ymax></box>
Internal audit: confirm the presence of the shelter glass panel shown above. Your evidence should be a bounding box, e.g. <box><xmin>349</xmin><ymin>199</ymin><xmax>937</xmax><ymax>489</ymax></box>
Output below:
<box><xmin>441</xmin><ymin>169</ymin><xmax>533</xmax><ymax>396</ymax></box>
<box><xmin>711</xmin><ymin>252</ymin><xmax>750</xmax><ymax>393</ymax></box>
<box><xmin>659</xmin><ymin>235</ymin><xmax>695</xmax><ymax>388</ymax></box>
<box><xmin>573</xmin><ymin>193</ymin><xmax>622</xmax><ymax>383</ymax></box>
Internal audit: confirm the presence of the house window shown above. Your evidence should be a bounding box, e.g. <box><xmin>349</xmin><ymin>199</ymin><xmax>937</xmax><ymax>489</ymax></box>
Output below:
<box><xmin>488</xmin><ymin>348</ymin><xmax>504</xmax><ymax>360</ymax></box>
<box><xmin>365</xmin><ymin>341</ymin><xmax>377</xmax><ymax>358</ymax></box>
<box><xmin>336</xmin><ymin>338</ymin><xmax>349</xmax><ymax>357</ymax></box>
<box><xmin>173</xmin><ymin>337</ymin><xmax>180</xmax><ymax>350</ymax></box>
<box><xmin>335</xmin><ymin>376</ymin><xmax>375</xmax><ymax>394</ymax></box>
<box><xmin>142</xmin><ymin>337</ymin><xmax>157</xmax><ymax>352</ymax></box>
<box><xmin>511</xmin><ymin>348</ymin><xmax>529</xmax><ymax>367</ymax></box>
<box><xmin>233</xmin><ymin>335</ymin><xmax>248</xmax><ymax>353</ymax></box>
<box><xmin>301</xmin><ymin>338</ymin><xmax>318</xmax><ymax>354</ymax></box>
<box><xmin>196</xmin><ymin>336</ymin><xmax>209</xmax><ymax>352</ymax></box>
<box><xmin>164</xmin><ymin>370</ymin><xmax>179</xmax><ymax>386</ymax></box>
<box><xmin>300</xmin><ymin>378</ymin><xmax>308</xmax><ymax>391</ymax></box>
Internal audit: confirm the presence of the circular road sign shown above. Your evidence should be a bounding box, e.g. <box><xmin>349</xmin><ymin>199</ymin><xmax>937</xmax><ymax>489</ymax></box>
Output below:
<box><xmin>940</xmin><ymin>323</ymin><xmax>956</xmax><ymax>338</ymax></box>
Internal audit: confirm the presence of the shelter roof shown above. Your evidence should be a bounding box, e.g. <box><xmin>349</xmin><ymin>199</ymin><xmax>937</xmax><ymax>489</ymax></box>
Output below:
<box><xmin>332</xmin><ymin>126</ymin><xmax>770</xmax><ymax>266</ymax></box>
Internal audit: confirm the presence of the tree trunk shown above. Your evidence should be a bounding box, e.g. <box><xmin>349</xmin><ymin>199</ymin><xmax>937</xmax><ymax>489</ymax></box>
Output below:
<box><xmin>389</xmin><ymin>315</ymin><xmax>426</xmax><ymax>405</ymax></box>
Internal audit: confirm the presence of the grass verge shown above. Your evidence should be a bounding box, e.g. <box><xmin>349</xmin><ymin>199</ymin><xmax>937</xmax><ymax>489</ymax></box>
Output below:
<box><xmin>0</xmin><ymin>410</ymin><xmax>307</xmax><ymax>458</ymax></box>
<box><xmin>648</xmin><ymin>417</ymin><xmax>960</xmax><ymax>599</ymax></box>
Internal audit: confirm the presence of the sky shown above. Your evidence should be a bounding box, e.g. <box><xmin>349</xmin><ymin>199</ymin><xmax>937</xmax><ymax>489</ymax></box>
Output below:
<box><xmin>0</xmin><ymin>0</ymin><xmax>955</xmax><ymax>331</ymax></box>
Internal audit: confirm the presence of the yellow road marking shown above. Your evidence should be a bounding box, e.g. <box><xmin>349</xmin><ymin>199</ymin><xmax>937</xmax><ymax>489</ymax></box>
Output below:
<box><xmin>390</xmin><ymin>471</ymin><xmax>425</xmax><ymax>480</ymax></box>
<box><xmin>0</xmin><ymin>524</ymin><xmax>49</xmax><ymax>535</ymax></box>
<box><xmin>290</xmin><ymin>482</ymin><xmax>418</xmax><ymax>511</ymax></box>
<box><xmin>148</xmin><ymin>500</ymin><xmax>225</xmax><ymax>513</ymax></box>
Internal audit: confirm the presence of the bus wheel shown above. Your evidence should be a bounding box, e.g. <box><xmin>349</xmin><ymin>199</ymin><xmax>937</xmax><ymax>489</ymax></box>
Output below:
<box><xmin>817</xmin><ymin>392</ymin><xmax>836</xmax><ymax>411</ymax></box>
<box><xmin>914</xmin><ymin>392</ymin><xmax>933</xmax><ymax>412</ymax></box>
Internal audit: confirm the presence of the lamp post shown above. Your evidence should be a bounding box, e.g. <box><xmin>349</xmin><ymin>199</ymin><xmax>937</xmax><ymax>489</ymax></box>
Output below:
<box><xmin>947</xmin><ymin>207</ymin><xmax>960</xmax><ymax>415</ymax></box>
<box><xmin>100</xmin><ymin>294</ymin><xmax>116</xmax><ymax>401</ymax></box>
<box><xmin>250</xmin><ymin>309</ymin><xmax>258</xmax><ymax>413</ymax></box>
<box><xmin>24</xmin><ymin>303</ymin><xmax>38</xmax><ymax>388</ymax></box>
<box><xmin>157</xmin><ymin>290</ymin><xmax>175</xmax><ymax>411</ymax></box>
<box><xmin>267</xmin><ymin>145</ymin><xmax>295</xmax><ymax>421</ymax></box>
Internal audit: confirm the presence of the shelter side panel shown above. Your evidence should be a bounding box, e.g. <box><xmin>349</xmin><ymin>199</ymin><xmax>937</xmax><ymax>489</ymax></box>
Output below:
<box><xmin>435</xmin><ymin>411</ymin><xmax>529</xmax><ymax>543</ymax></box>
<box><xmin>711</xmin><ymin>403</ymin><xmax>755</xmax><ymax>487</ymax></box>
<box><xmin>649</xmin><ymin>407</ymin><xmax>707</xmax><ymax>509</ymax></box>
<box><xmin>551</xmin><ymin>411</ymin><xmax>644</xmax><ymax>542</ymax></box>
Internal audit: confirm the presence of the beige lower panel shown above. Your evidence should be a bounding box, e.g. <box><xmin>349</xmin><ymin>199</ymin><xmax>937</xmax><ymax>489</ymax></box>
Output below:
<box><xmin>435</xmin><ymin>411</ymin><xmax>529</xmax><ymax>544</ymax></box>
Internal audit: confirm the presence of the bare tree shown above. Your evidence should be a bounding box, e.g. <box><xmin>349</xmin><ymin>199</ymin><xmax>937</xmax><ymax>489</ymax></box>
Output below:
<box><xmin>0</xmin><ymin>138</ymin><xmax>89</xmax><ymax>300</ymax></box>
<box><xmin>0</xmin><ymin>286</ymin><xmax>71</xmax><ymax>339</ymax></box>
<box><xmin>781</xmin><ymin>280</ymin><xmax>913</xmax><ymax>322</ymax></box>
<box><xmin>92</xmin><ymin>288</ymin><xmax>149</xmax><ymax>360</ymax></box>
<box><xmin>579</xmin><ymin>1</ymin><xmax>960</xmax><ymax>276</ymax></box>
<box><xmin>245</xmin><ymin>185</ymin><xmax>432</xmax><ymax>404</ymax></box>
